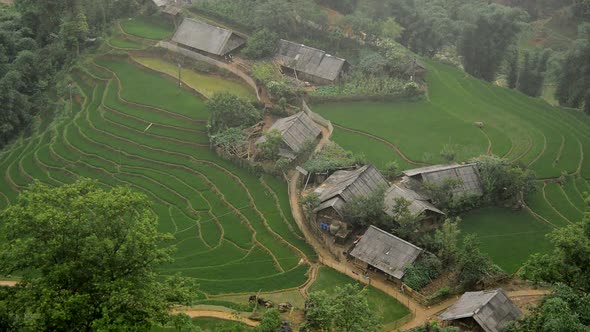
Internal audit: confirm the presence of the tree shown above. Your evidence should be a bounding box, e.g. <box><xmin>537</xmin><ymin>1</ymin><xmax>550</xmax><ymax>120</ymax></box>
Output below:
<box><xmin>381</xmin><ymin>17</ymin><xmax>404</xmax><ymax>40</ymax></box>
<box><xmin>408</xmin><ymin>322</ymin><xmax>460</xmax><ymax>332</ymax></box>
<box><xmin>390</xmin><ymin>197</ymin><xmax>422</xmax><ymax>239</ymax></box>
<box><xmin>458</xmin><ymin>5</ymin><xmax>527</xmax><ymax>81</ymax></box>
<box><xmin>241</xmin><ymin>29</ymin><xmax>279</xmax><ymax>59</ymax></box>
<box><xmin>0</xmin><ymin>179</ymin><xmax>197</xmax><ymax>331</ymax></box>
<box><xmin>207</xmin><ymin>92</ymin><xmax>261</xmax><ymax>134</ymax></box>
<box><xmin>301</xmin><ymin>284</ymin><xmax>380</xmax><ymax>332</ymax></box>
<box><xmin>520</xmin><ymin>202</ymin><xmax>590</xmax><ymax>292</ymax></box>
<box><xmin>555</xmin><ymin>23</ymin><xmax>590</xmax><ymax>109</ymax></box>
<box><xmin>475</xmin><ymin>155</ymin><xmax>536</xmax><ymax>205</ymax></box>
<box><xmin>383</xmin><ymin>161</ymin><xmax>400</xmax><ymax>181</ymax></box>
<box><xmin>432</xmin><ymin>218</ymin><xmax>462</xmax><ymax>265</ymax></box>
<box><xmin>342</xmin><ymin>187</ymin><xmax>387</xmax><ymax>227</ymax></box>
<box><xmin>506</xmin><ymin>48</ymin><xmax>519</xmax><ymax>89</ymax></box>
<box><xmin>506</xmin><ymin>284</ymin><xmax>590</xmax><ymax>332</ymax></box>
<box><xmin>258</xmin><ymin>309</ymin><xmax>282</xmax><ymax>332</ymax></box>
<box><xmin>517</xmin><ymin>48</ymin><xmax>551</xmax><ymax>97</ymax></box>
<box><xmin>457</xmin><ymin>234</ymin><xmax>504</xmax><ymax>290</ymax></box>
<box><xmin>257</xmin><ymin>129</ymin><xmax>283</xmax><ymax>161</ymax></box>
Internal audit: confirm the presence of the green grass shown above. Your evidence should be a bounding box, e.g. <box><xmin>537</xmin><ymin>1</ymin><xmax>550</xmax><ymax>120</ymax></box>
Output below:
<box><xmin>459</xmin><ymin>207</ymin><xmax>554</xmax><ymax>274</ymax></box>
<box><xmin>108</xmin><ymin>36</ymin><xmax>145</xmax><ymax>50</ymax></box>
<box><xmin>309</xmin><ymin>267</ymin><xmax>409</xmax><ymax>326</ymax></box>
<box><xmin>152</xmin><ymin>317</ymin><xmax>253</xmax><ymax>332</ymax></box>
<box><xmin>133</xmin><ymin>56</ymin><xmax>257</xmax><ymax>100</ymax></box>
<box><xmin>314</xmin><ymin>60</ymin><xmax>590</xmax><ymax>179</ymax></box>
<box><xmin>0</xmin><ymin>55</ymin><xmax>311</xmax><ymax>296</ymax></box>
<box><xmin>119</xmin><ymin>16</ymin><xmax>174</xmax><ymax>40</ymax></box>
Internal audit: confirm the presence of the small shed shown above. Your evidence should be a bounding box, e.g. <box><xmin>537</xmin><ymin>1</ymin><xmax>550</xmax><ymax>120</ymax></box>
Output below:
<box><xmin>439</xmin><ymin>289</ymin><xmax>522</xmax><ymax>332</ymax></box>
<box><xmin>405</xmin><ymin>58</ymin><xmax>427</xmax><ymax>82</ymax></box>
<box><xmin>402</xmin><ymin>163</ymin><xmax>483</xmax><ymax>198</ymax></box>
<box><xmin>384</xmin><ymin>184</ymin><xmax>445</xmax><ymax>221</ymax></box>
<box><xmin>349</xmin><ymin>225</ymin><xmax>423</xmax><ymax>280</ymax></box>
<box><xmin>313</xmin><ymin>164</ymin><xmax>388</xmax><ymax>219</ymax></box>
<box><xmin>256</xmin><ymin>112</ymin><xmax>322</xmax><ymax>160</ymax></box>
<box><xmin>171</xmin><ymin>18</ymin><xmax>245</xmax><ymax>57</ymax></box>
<box><xmin>275</xmin><ymin>40</ymin><xmax>349</xmax><ymax>85</ymax></box>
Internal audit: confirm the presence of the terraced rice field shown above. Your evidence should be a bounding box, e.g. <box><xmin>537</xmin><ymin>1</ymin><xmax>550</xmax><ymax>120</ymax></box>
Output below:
<box><xmin>314</xmin><ymin>60</ymin><xmax>590</xmax><ymax>273</ymax></box>
<box><xmin>0</xmin><ymin>55</ymin><xmax>314</xmax><ymax>296</ymax></box>
<box><xmin>315</xmin><ymin>60</ymin><xmax>590</xmax><ymax>180</ymax></box>
<box><xmin>309</xmin><ymin>267</ymin><xmax>410</xmax><ymax>328</ymax></box>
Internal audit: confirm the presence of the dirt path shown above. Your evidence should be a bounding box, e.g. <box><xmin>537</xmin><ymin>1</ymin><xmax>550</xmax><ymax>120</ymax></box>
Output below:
<box><xmin>171</xmin><ymin>308</ymin><xmax>259</xmax><ymax>327</ymax></box>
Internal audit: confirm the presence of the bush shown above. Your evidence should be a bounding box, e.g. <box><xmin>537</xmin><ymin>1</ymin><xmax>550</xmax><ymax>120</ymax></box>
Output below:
<box><xmin>303</xmin><ymin>142</ymin><xmax>357</xmax><ymax>174</ymax></box>
<box><xmin>402</xmin><ymin>254</ymin><xmax>443</xmax><ymax>291</ymax></box>
<box><xmin>207</xmin><ymin>92</ymin><xmax>261</xmax><ymax>133</ymax></box>
<box><xmin>257</xmin><ymin>129</ymin><xmax>283</xmax><ymax>161</ymax></box>
<box><xmin>241</xmin><ymin>29</ymin><xmax>279</xmax><ymax>59</ymax></box>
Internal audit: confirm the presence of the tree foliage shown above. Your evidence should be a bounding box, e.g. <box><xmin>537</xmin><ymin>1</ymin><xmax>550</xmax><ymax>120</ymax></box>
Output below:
<box><xmin>257</xmin><ymin>129</ymin><xmax>283</xmax><ymax>161</ymax></box>
<box><xmin>303</xmin><ymin>142</ymin><xmax>359</xmax><ymax>174</ymax></box>
<box><xmin>241</xmin><ymin>29</ymin><xmax>279</xmax><ymax>59</ymax></box>
<box><xmin>516</xmin><ymin>48</ymin><xmax>551</xmax><ymax>97</ymax></box>
<box><xmin>342</xmin><ymin>187</ymin><xmax>387</xmax><ymax>228</ymax></box>
<box><xmin>207</xmin><ymin>92</ymin><xmax>261</xmax><ymax>134</ymax></box>
<box><xmin>475</xmin><ymin>156</ymin><xmax>536</xmax><ymax>205</ymax></box>
<box><xmin>457</xmin><ymin>234</ymin><xmax>505</xmax><ymax>290</ymax></box>
<box><xmin>0</xmin><ymin>179</ymin><xmax>197</xmax><ymax>331</ymax></box>
<box><xmin>555</xmin><ymin>23</ymin><xmax>590</xmax><ymax>109</ymax></box>
<box><xmin>301</xmin><ymin>284</ymin><xmax>380</xmax><ymax>332</ymax></box>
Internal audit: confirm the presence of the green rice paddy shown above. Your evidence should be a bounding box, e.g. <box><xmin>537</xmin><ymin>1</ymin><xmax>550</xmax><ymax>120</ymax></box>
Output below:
<box><xmin>0</xmin><ymin>54</ymin><xmax>313</xmax><ymax>296</ymax></box>
<box><xmin>309</xmin><ymin>267</ymin><xmax>410</xmax><ymax>327</ymax></box>
<box><xmin>314</xmin><ymin>60</ymin><xmax>590</xmax><ymax>273</ymax></box>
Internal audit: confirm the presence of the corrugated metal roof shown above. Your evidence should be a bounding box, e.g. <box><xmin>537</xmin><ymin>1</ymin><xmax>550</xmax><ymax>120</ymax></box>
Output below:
<box><xmin>349</xmin><ymin>226</ymin><xmax>423</xmax><ymax>279</ymax></box>
<box><xmin>384</xmin><ymin>184</ymin><xmax>445</xmax><ymax>217</ymax></box>
<box><xmin>440</xmin><ymin>289</ymin><xmax>522</xmax><ymax>332</ymax></box>
<box><xmin>172</xmin><ymin>18</ymin><xmax>245</xmax><ymax>56</ymax></box>
<box><xmin>313</xmin><ymin>165</ymin><xmax>388</xmax><ymax>215</ymax></box>
<box><xmin>256</xmin><ymin>112</ymin><xmax>321</xmax><ymax>153</ymax></box>
<box><xmin>402</xmin><ymin>163</ymin><xmax>483</xmax><ymax>197</ymax></box>
<box><xmin>276</xmin><ymin>40</ymin><xmax>347</xmax><ymax>82</ymax></box>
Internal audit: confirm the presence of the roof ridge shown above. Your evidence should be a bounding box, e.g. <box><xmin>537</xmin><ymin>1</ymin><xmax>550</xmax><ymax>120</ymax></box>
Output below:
<box><xmin>368</xmin><ymin>225</ymin><xmax>423</xmax><ymax>251</ymax></box>
<box><xmin>279</xmin><ymin>39</ymin><xmax>347</xmax><ymax>62</ymax></box>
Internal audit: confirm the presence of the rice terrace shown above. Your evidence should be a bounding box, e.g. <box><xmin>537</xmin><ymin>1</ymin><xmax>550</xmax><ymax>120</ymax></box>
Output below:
<box><xmin>1</xmin><ymin>0</ymin><xmax>590</xmax><ymax>331</ymax></box>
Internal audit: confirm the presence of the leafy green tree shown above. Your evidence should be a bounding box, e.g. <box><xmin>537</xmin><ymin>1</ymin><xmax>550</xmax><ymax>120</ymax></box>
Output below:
<box><xmin>383</xmin><ymin>161</ymin><xmax>400</xmax><ymax>181</ymax></box>
<box><xmin>457</xmin><ymin>234</ymin><xmax>504</xmax><ymax>290</ymax></box>
<box><xmin>301</xmin><ymin>284</ymin><xmax>380</xmax><ymax>332</ymax></box>
<box><xmin>342</xmin><ymin>187</ymin><xmax>387</xmax><ymax>227</ymax></box>
<box><xmin>241</xmin><ymin>29</ymin><xmax>279</xmax><ymax>59</ymax></box>
<box><xmin>517</xmin><ymin>48</ymin><xmax>551</xmax><ymax>97</ymax></box>
<box><xmin>432</xmin><ymin>218</ymin><xmax>462</xmax><ymax>265</ymax></box>
<box><xmin>381</xmin><ymin>17</ymin><xmax>404</xmax><ymax>40</ymax></box>
<box><xmin>458</xmin><ymin>5</ymin><xmax>527</xmax><ymax>81</ymax></box>
<box><xmin>0</xmin><ymin>179</ymin><xmax>197</xmax><ymax>331</ymax></box>
<box><xmin>555</xmin><ymin>23</ymin><xmax>590</xmax><ymax>109</ymax></box>
<box><xmin>506</xmin><ymin>48</ymin><xmax>519</xmax><ymax>89</ymax></box>
<box><xmin>257</xmin><ymin>129</ymin><xmax>283</xmax><ymax>161</ymax></box>
<box><xmin>60</xmin><ymin>9</ymin><xmax>89</xmax><ymax>55</ymax></box>
<box><xmin>506</xmin><ymin>284</ymin><xmax>590</xmax><ymax>332</ymax></box>
<box><xmin>207</xmin><ymin>92</ymin><xmax>261</xmax><ymax>134</ymax></box>
<box><xmin>210</xmin><ymin>127</ymin><xmax>247</xmax><ymax>155</ymax></box>
<box><xmin>475</xmin><ymin>156</ymin><xmax>536</xmax><ymax>205</ymax></box>
<box><xmin>520</xmin><ymin>202</ymin><xmax>590</xmax><ymax>292</ymax></box>
<box><xmin>390</xmin><ymin>197</ymin><xmax>422</xmax><ymax>239</ymax></box>
<box><xmin>258</xmin><ymin>309</ymin><xmax>282</xmax><ymax>332</ymax></box>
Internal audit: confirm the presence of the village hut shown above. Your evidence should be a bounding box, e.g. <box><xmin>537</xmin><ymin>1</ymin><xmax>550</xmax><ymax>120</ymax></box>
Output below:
<box><xmin>404</xmin><ymin>58</ymin><xmax>427</xmax><ymax>82</ymax></box>
<box><xmin>349</xmin><ymin>225</ymin><xmax>423</xmax><ymax>281</ymax></box>
<box><xmin>402</xmin><ymin>163</ymin><xmax>483</xmax><ymax>198</ymax></box>
<box><xmin>439</xmin><ymin>289</ymin><xmax>522</xmax><ymax>332</ymax></box>
<box><xmin>275</xmin><ymin>40</ymin><xmax>349</xmax><ymax>85</ymax></box>
<box><xmin>151</xmin><ymin>0</ymin><xmax>170</xmax><ymax>7</ymax></box>
<box><xmin>171</xmin><ymin>18</ymin><xmax>245</xmax><ymax>57</ymax></box>
<box><xmin>256</xmin><ymin>112</ymin><xmax>322</xmax><ymax>160</ymax></box>
<box><xmin>384</xmin><ymin>184</ymin><xmax>445</xmax><ymax>223</ymax></box>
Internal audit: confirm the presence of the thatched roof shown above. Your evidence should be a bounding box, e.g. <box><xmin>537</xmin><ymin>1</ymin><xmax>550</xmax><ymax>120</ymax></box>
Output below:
<box><xmin>314</xmin><ymin>164</ymin><xmax>388</xmax><ymax>216</ymax></box>
<box><xmin>402</xmin><ymin>163</ymin><xmax>483</xmax><ymax>197</ymax></box>
<box><xmin>384</xmin><ymin>184</ymin><xmax>444</xmax><ymax>218</ymax></box>
<box><xmin>440</xmin><ymin>289</ymin><xmax>522</xmax><ymax>332</ymax></box>
<box><xmin>172</xmin><ymin>19</ymin><xmax>245</xmax><ymax>56</ymax></box>
<box><xmin>349</xmin><ymin>225</ymin><xmax>423</xmax><ymax>279</ymax></box>
<box><xmin>256</xmin><ymin>112</ymin><xmax>321</xmax><ymax>154</ymax></box>
<box><xmin>276</xmin><ymin>40</ymin><xmax>347</xmax><ymax>82</ymax></box>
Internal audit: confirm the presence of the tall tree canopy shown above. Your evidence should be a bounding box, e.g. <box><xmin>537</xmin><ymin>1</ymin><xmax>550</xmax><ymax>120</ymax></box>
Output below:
<box><xmin>555</xmin><ymin>23</ymin><xmax>590</xmax><ymax>111</ymax></box>
<box><xmin>206</xmin><ymin>92</ymin><xmax>261</xmax><ymax>134</ymax></box>
<box><xmin>0</xmin><ymin>179</ymin><xmax>196</xmax><ymax>331</ymax></box>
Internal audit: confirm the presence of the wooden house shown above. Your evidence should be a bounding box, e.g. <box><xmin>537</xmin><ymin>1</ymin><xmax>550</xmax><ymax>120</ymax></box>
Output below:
<box><xmin>256</xmin><ymin>112</ymin><xmax>322</xmax><ymax>160</ymax></box>
<box><xmin>349</xmin><ymin>225</ymin><xmax>423</xmax><ymax>281</ymax></box>
<box><xmin>439</xmin><ymin>289</ymin><xmax>522</xmax><ymax>332</ymax></box>
<box><xmin>384</xmin><ymin>183</ymin><xmax>445</xmax><ymax>225</ymax></box>
<box><xmin>171</xmin><ymin>18</ymin><xmax>245</xmax><ymax>58</ymax></box>
<box><xmin>275</xmin><ymin>40</ymin><xmax>349</xmax><ymax>85</ymax></box>
<box><xmin>402</xmin><ymin>163</ymin><xmax>484</xmax><ymax>198</ymax></box>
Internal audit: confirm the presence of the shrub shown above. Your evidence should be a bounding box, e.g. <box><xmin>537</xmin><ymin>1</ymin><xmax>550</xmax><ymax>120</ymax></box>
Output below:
<box><xmin>303</xmin><ymin>142</ymin><xmax>357</xmax><ymax>174</ymax></box>
<box><xmin>207</xmin><ymin>92</ymin><xmax>261</xmax><ymax>133</ymax></box>
<box><xmin>383</xmin><ymin>161</ymin><xmax>400</xmax><ymax>181</ymax></box>
<box><xmin>257</xmin><ymin>129</ymin><xmax>283</xmax><ymax>161</ymax></box>
<box><xmin>241</xmin><ymin>29</ymin><xmax>279</xmax><ymax>59</ymax></box>
<box><xmin>402</xmin><ymin>254</ymin><xmax>443</xmax><ymax>291</ymax></box>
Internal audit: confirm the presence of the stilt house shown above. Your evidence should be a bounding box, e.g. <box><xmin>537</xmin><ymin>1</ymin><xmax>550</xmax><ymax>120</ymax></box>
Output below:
<box><xmin>171</xmin><ymin>18</ymin><xmax>245</xmax><ymax>57</ymax></box>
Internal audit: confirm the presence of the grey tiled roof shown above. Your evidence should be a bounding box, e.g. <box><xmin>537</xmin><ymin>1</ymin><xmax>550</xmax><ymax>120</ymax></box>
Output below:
<box><xmin>350</xmin><ymin>226</ymin><xmax>423</xmax><ymax>279</ymax></box>
<box><xmin>256</xmin><ymin>112</ymin><xmax>321</xmax><ymax>153</ymax></box>
<box><xmin>440</xmin><ymin>289</ymin><xmax>522</xmax><ymax>332</ymax></box>
<box><xmin>313</xmin><ymin>165</ymin><xmax>388</xmax><ymax>215</ymax></box>
<box><xmin>172</xmin><ymin>19</ymin><xmax>245</xmax><ymax>56</ymax></box>
<box><xmin>402</xmin><ymin>163</ymin><xmax>483</xmax><ymax>197</ymax></box>
<box><xmin>152</xmin><ymin>0</ymin><xmax>169</xmax><ymax>7</ymax></box>
<box><xmin>276</xmin><ymin>40</ymin><xmax>347</xmax><ymax>82</ymax></box>
<box><xmin>384</xmin><ymin>184</ymin><xmax>444</xmax><ymax>217</ymax></box>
